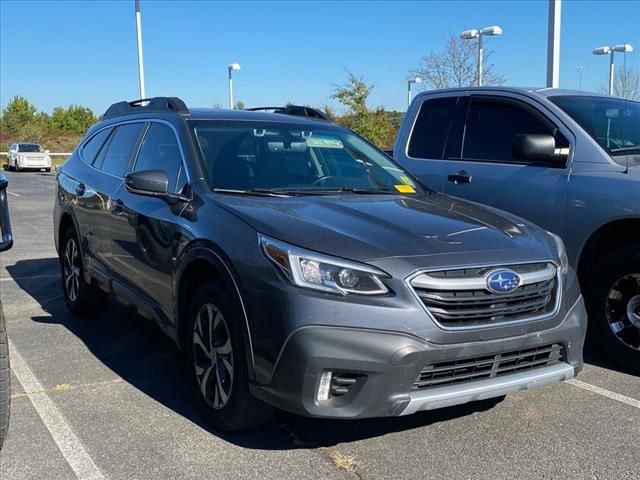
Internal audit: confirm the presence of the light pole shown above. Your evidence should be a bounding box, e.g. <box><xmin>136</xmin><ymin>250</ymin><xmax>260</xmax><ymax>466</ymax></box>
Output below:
<box><xmin>407</xmin><ymin>77</ymin><xmax>422</xmax><ymax>107</ymax></box>
<box><xmin>460</xmin><ymin>25</ymin><xmax>502</xmax><ymax>87</ymax></box>
<box><xmin>577</xmin><ymin>66</ymin><xmax>585</xmax><ymax>90</ymax></box>
<box><xmin>593</xmin><ymin>44</ymin><xmax>634</xmax><ymax>95</ymax></box>
<box><xmin>228</xmin><ymin>63</ymin><xmax>241</xmax><ymax>109</ymax></box>
<box><xmin>134</xmin><ymin>0</ymin><xmax>146</xmax><ymax>99</ymax></box>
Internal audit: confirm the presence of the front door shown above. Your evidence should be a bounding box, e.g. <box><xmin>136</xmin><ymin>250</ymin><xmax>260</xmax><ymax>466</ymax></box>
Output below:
<box><xmin>443</xmin><ymin>94</ymin><xmax>572</xmax><ymax>236</ymax></box>
<box><xmin>109</xmin><ymin>122</ymin><xmax>188</xmax><ymax>320</ymax></box>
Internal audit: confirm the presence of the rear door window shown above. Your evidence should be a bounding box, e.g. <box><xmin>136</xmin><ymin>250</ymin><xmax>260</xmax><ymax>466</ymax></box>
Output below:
<box><xmin>134</xmin><ymin>123</ymin><xmax>184</xmax><ymax>192</ymax></box>
<box><xmin>408</xmin><ymin>97</ymin><xmax>460</xmax><ymax>159</ymax></box>
<box><xmin>81</xmin><ymin>128</ymin><xmax>112</xmax><ymax>165</ymax></box>
<box><xmin>97</xmin><ymin>123</ymin><xmax>145</xmax><ymax>177</ymax></box>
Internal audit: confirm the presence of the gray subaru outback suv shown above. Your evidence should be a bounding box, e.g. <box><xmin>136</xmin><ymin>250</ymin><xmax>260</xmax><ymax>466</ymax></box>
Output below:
<box><xmin>53</xmin><ymin>97</ymin><xmax>586</xmax><ymax>431</ymax></box>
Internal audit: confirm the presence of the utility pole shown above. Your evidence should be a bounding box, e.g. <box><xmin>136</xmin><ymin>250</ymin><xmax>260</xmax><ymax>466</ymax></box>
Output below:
<box><xmin>546</xmin><ymin>0</ymin><xmax>561</xmax><ymax>88</ymax></box>
<box><xmin>135</xmin><ymin>0</ymin><xmax>146</xmax><ymax>99</ymax></box>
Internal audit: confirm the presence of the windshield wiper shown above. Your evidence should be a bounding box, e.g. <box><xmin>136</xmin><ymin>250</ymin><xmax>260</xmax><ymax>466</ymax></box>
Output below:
<box><xmin>213</xmin><ymin>188</ymin><xmax>290</xmax><ymax>197</ymax></box>
<box><xmin>610</xmin><ymin>146</ymin><xmax>640</xmax><ymax>154</ymax></box>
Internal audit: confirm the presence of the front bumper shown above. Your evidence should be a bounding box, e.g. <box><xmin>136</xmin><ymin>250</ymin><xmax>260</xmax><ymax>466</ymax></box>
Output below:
<box><xmin>250</xmin><ymin>295</ymin><xmax>586</xmax><ymax>419</ymax></box>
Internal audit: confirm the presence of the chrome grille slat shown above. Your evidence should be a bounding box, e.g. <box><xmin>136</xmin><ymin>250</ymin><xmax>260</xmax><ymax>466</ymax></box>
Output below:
<box><xmin>413</xmin><ymin>344</ymin><xmax>565</xmax><ymax>390</ymax></box>
<box><xmin>410</xmin><ymin>262</ymin><xmax>559</xmax><ymax>328</ymax></box>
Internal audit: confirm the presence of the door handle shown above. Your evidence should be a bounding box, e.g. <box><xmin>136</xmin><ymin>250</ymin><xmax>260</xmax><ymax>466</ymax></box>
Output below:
<box><xmin>447</xmin><ymin>170</ymin><xmax>472</xmax><ymax>185</ymax></box>
<box><xmin>76</xmin><ymin>183</ymin><xmax>86</xmax><ymax>196</ymax></box>
<box><xmin>112</xmin><ymin>198</ymin><xmax>125</xmax><ymax>216</ymax></box>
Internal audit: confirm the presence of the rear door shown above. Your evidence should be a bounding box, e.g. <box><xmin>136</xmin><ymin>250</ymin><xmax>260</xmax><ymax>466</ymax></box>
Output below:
<box><xmin>443</xmin><ymin>94</ymin><xmax>573</xmax><ymax>235</ymax></box>
<box><xmin>394</xmin><ymin>95</ymin><xmax>465</xmax><ymax>192</ymax></box>
<box><xmin>87</xmin><ymin>122</ymin><xmax>146</xmax><ymax>272</ymax></box>
<box><xmin>109</xmin><ymin>121</ymin><xmax>188</xmax><ymax>320</ymax></box>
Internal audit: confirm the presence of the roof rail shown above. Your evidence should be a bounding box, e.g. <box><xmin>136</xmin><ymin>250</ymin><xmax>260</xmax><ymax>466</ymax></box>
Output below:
<box><xmin>102</xmin><ymin>97</ymin><xmax>189</xmax><ymax>119</ymax></box>
<box><xmin>246</xmin><ymin>105</ymin><xmax>331</xmax><ymax>121</ymax></box>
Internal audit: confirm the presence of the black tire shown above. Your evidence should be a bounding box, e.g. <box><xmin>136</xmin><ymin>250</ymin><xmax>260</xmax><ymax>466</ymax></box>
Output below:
<box><xmin>60</xmin><ymin>227</ymin><xmax>108</xmax><ymax>315</ymax></box>
<box><xmin>185</xmin><ymin>282</ymin><xmax>273</xmax><ymax>432</ymax></box>
<box><xmin>0</xmin><ymin>306</ymin><xmax>10</xmax><ymax>450</ymax></box>
<box><xmin>585</xmin><ymin>246</ymin><xmax>640</xmax><ymax>372</ymax></box>
<box><xmin>45</xmin><ymin>168</ymin><xmax>52</xmax><ymax>173</ymax></box>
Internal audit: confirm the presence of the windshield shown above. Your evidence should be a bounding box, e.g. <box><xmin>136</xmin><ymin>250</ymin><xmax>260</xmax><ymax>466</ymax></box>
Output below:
<box><xmin>18</xmin><ymin>144</ymin><xmax>43</xmax><ymax>153</ymax></box>
<box><xmin>550</xmin><ymin>95</ymin><xmax>640</xmax><ymax>156</ymax></box>
<box><xmin>189</xmin><ymin>121</ymin><xmax>422</xmax><ymax>195</ymax></box>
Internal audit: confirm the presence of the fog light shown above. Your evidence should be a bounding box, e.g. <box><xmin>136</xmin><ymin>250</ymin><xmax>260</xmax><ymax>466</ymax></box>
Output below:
<box><xmin>317</xmin><ymin>371</ymin><xmax>333</xmax><ymax>401</ymax></box>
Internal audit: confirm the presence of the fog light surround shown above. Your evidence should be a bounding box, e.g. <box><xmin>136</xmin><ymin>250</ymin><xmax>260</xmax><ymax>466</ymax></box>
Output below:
<box><xmin>317</xmin><ymin>371</ymin><xmax>333</xmax><ymax>402</ymax></box>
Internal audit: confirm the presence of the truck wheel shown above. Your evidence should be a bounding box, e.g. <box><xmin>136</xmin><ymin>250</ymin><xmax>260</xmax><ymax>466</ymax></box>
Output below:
<box><xmin>0</xmin><ymin>306</ymin><xmax>10</xmax><ymax>450</ymax></box>
<box><xmin>185</xmin><ymin>282</ymin><xmax>273</xmax><ymax>432</ymax></box>
<box><xmin>586</xmin><ymin>246</ymin><xmax>640</xmax><ymax>372</ymax></box>
<box><xmin>60</xmin><ymin>228</ymin><xmax>108</xmax><ymax>315</ymax></box>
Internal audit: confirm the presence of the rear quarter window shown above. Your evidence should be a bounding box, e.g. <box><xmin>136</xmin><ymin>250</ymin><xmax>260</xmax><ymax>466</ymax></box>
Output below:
<box><xmin>80</xmin><ymin>128</ymin><xmax>112</xmax><ymax>165</ymax></box>
<box><xmin>97</xmin><ymin>123</ymin><xmax>145</xmax><ymax>177</ymax></box>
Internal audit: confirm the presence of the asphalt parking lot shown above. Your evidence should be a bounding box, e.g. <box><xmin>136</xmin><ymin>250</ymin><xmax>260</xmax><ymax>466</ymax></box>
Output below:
<box><xmin>0</xmin><ymin>169</ymin><xmax>638</xmax><ymax>480</ymax></box>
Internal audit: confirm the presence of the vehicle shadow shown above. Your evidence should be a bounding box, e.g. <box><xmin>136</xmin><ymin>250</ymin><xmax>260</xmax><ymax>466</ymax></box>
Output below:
<box><xmin>9</xmin><ymin>257</ymin><xmax>536</xmax><ymax>449</ymax></box>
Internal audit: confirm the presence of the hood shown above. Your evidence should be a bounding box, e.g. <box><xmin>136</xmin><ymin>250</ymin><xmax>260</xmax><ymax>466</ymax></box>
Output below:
<box><xmin>213</xmin><ymin>192</ymin><xmax>555</xmax><ymax>264</ymax></box>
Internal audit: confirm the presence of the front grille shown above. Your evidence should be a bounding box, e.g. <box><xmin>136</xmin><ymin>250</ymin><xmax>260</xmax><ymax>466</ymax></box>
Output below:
<box><xmin>411</xmin><ymin>263</ymin><xmax>559</xmax><ymax>328</ymax></box>
<box><xmin>413</xmin><ymin>343</ymin><xmax>565</xmax><ymax>390</ymax></box>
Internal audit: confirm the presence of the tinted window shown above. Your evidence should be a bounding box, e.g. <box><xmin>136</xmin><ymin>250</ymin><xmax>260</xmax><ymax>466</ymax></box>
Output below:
<box><xmin>463</xmin><ymin>99</ymin><xmax>555</xmax><ymax>162</ymax></box>
<box><xmin>81</xmin><ymin>129</ymin><xmax>112</xmax><ymax>165</ymax></box>
<box><xmin>134</xmin><ymin>123</ymin><xmax>183</xmax><ymax>192</ymax></box>
<box><xmin>99</xmin><ymin>123</ymin><xmax>145</xmax><ymax>176</ymax></box>
<box><xmin>408</xmin><ymin>97</ymin><xmax>459</xmax><ymax>159</ymax></box>
<box><xmin>18</xmin><ymin>144</ymin><xmax>43</xmax><ymax>153</ymax></box>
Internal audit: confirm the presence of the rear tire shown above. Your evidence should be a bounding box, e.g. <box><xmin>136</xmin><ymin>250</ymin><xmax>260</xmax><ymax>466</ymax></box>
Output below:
<box><xmin>585</xmin><ymin>246</ymin><xmax>640</xmax><ymax>373</ymax></box>
<box><xmin>60</xmin><ymin>227</ymin><xmax>108</xmax><ymax>315</ymax></box>
<box><xmin>185</xmin><ymin>282</ymin><xmax>273</xmax><ymax>432</ymax></box>
<box><xmin>0</xmin><ymin>306</ymin><xmax>10</xmax><ymax>450</ymax></box>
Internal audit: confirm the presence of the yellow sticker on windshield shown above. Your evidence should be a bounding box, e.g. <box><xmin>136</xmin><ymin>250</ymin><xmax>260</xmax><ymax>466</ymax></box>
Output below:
<box><xmin>395</xmin><ymin>184</ymin><xmax>416</xmax><ymax>193</ymax></box>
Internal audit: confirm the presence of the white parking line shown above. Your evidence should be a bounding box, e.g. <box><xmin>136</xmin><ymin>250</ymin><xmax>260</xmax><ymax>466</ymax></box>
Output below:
<box><xmin>8</xmin><ymin>340</ymin><xmax>106</xmax><ymax>480</ymax></box>
<box><xmin>6</xmin><ymin>191</ymin><xmax>20</xmax><ymax>197</ymax></box>
<box><xmin>566</xmin><ymin>379</ymin><xmax>640</xmax><ymax>409</ymax></box>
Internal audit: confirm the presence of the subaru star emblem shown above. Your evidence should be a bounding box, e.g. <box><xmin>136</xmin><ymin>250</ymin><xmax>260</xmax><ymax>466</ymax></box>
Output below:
<box><xmin>486</xmin><ymin>269</ymin><xmax>521</xmax><ymax>294</ymax></box>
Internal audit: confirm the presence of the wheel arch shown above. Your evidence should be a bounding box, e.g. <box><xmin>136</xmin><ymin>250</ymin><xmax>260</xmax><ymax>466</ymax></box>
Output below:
<box><xmin>174</xmin><ymin>242</ymin><xmax>256</xmax><ymax>380</ymax></box>
<box><xmin>577</xmin><ymin>218</ymin><xmax>640</xmax><ymax>286</ymax></box>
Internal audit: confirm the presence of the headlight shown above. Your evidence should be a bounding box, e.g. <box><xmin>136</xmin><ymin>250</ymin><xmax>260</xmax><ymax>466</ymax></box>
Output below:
<box><xmin>547</xmin><ymin>231</ymin><xmax>568</xmax><ymax>276</ymax></box>
<box><xmin>260</xmin><ymin>234</ymin><xmax>389</xmax><ymax>296</ymax></box>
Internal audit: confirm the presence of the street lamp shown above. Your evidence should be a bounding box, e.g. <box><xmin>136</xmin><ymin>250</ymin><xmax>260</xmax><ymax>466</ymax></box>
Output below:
<box><xmin>460</xmin><ymin>25</ymin><xmax>503</xmax><ymax>87</ymax></box>
<box><xmin>593</xmin><ymin>44</ymin><xmax>634</xmax><ymax>95</ymax></box>
<box><xmin>577</xmin><ymin>66</ymin><xmax>585</xmax><ymax>90</ymax></box>
<box><xmin>134</xmin><ymin>0</ymin><xmax>146</xmax><ymax>99</ymax></box>
<box><xmin>407</xmin><ymin>77</ymin><xmax>422</xmax><ymax>107</ymax></box>
<box><xmin>227</xmin><ymin>63</ymin><xmax>241</xmax><ymax>109</ymax></box>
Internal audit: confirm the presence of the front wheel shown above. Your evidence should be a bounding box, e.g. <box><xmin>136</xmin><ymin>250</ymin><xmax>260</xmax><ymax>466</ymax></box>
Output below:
<box><xmin>185</xmin><ymin>282</ymin><xmax>273</xmax><ymax>432</ymax></box>
<box><xmin>586</xmin><ymin>246</ymin><xmax>640</xmax><ymax>372</ymax></box>
<box><xmin>60</xmin><ymin>228</ymin><xmax>107</xmax><ymax>315</ymax></box>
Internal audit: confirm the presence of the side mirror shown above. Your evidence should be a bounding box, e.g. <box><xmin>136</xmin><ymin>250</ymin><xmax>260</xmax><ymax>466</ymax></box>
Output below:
<box><xmin>125</xmin><ymin>170</ymin><xmax>169</xmax><ymax>196</ymax></box>
<box><xmin>512</xmin><ymin>134</ymin><xmax>562</xmax><ymax>165</ymax></box>
<box><xmin>45</xmin><ymin>149</ymin><xmax>50</xmax><ymax>154</ymax></box>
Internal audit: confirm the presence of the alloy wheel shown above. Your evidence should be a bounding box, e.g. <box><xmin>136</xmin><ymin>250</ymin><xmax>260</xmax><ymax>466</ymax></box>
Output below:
<box><xmin>64</xmin><ymin>238</ymin><xmax>81</xmax><ymax>302</ymax></box>
<box><xmin>192</xmin><ymin>303</ymin><xmax>234</xmax><ymax>410</ymax></box>
<box><xmin>606</xmin><ymin>274</ymin><xmax>640</xmax><ymax>350</ymax></box>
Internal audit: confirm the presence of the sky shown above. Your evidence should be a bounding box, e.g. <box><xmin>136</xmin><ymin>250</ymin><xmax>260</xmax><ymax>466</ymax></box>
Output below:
<box><xmin>1</xmin><ymin>0</ymin><xmax>639</xmax><ymax>115</ymax></box>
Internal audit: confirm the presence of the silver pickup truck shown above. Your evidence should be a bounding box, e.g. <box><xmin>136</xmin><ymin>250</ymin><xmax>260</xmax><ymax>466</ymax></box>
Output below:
<box><xmin>394</xmin><ymin>88</ymin><xmax>639</xmax><ymax>371</ymax></box>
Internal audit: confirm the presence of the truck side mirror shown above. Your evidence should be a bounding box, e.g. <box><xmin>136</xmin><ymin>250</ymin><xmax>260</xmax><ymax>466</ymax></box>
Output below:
<box><xmin>512</xmin><ymin>134</ymin><xmax>562</xmax><ymax>165</ymax></box>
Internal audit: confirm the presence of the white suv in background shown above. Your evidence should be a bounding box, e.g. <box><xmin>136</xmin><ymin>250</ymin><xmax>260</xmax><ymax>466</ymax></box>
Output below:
<box><xmin>7</xmin><ymin>143</ymin><xmax>52</xmax><ymax>172</ymax></box>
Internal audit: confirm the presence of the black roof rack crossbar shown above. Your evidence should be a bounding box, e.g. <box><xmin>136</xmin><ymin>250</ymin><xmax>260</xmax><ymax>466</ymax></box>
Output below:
<box><xmin>246</xmin><ymin>105</ymin><xmax>331</xmax><ymax>121</ymax></box>
<box><xmin>103</xmin><ymin>97</ymin><xmax>189</xmax><ymax>119</ymax></box>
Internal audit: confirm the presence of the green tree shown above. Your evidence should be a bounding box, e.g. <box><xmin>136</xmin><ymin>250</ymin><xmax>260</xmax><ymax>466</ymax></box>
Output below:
<box><xmin>331</xmin><ymin>71</ymin><xmax>396</xmax><ymax>148</ymax></box>
<box><xmin>50</xmin><ymin>105</ymin><xmax>97</xmax><ymax>135</ymax></box>
<box><xmin>234</xmin><ymin>101</ymin><xmax>246</xmax><ymax>110</ymax></box>
<box><xmin>1</xmin><ymin>95</ymin><xmax>38</xmax><ymax>135</ymax></box>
